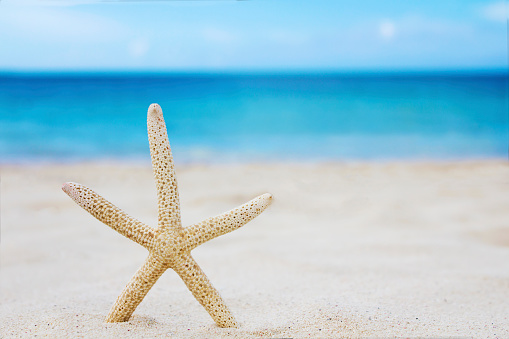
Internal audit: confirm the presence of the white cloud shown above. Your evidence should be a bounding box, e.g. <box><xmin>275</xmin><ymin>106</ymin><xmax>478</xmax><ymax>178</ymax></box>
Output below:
<box><xmin>0</xmin><ymin>6</ymin><xmax>126</xmax><ymax>44</ymax></box>
<box><xmin>481</xmin><ymin>1</ymin><xmax>508</xmax><ymax>22</ymax></box>
<box><xmin>0</xmin><ymin>2</ymin><xmax>504</xmax><ymax>71</ymax></box>
<box><xmin>0</xmin><ymin>0</ymin><xmax>99</xmax><ymax>6</ymax></box>
<box><xmin>375</xmin><ymin>15</ymin><xmax>472</xmax><ymax>41</ymax></box>
<box><xmin>379</xmin><ymin>20</ymin><xmax>396</xmax><ymax>40</ymax></box>
<box><xmin>128</xmin><ymin>38</ymin><xmax>150</xmax><ymax>59</ymax></box>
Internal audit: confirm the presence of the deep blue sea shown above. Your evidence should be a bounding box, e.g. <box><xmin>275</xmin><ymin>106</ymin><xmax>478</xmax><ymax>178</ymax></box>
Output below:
<box><xmin>0</xmin><ymin>72</ymin><xmax>507</xmax><ymax>163</ymax></box>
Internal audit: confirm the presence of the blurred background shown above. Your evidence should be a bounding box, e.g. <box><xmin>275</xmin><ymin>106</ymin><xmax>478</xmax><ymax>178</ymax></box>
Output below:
<box><xmin>0</xmin><ymin>0</ymin><xmax>507</xmax><ymax>163</ymax></box>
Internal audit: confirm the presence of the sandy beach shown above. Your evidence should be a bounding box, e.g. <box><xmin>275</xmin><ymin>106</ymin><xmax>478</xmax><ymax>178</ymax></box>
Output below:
<box><xmin>1</xmin><ymin>160</ymin><xmax>509</xmax><ymax>338</ymax></box>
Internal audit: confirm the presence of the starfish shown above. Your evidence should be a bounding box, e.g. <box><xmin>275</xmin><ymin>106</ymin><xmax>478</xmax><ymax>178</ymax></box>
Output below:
<box><xmin>62</xmin><ymin>103</ymin><xmax>273</xmax><ymax>327</ymax></box>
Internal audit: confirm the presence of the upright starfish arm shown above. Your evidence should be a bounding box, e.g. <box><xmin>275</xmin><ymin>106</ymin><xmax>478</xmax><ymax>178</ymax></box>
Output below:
<box><xmin>183</xmin><ymin>193</ymin><xmax>273</xmax><ymax>251</ymax></box>
<box><xmin>147</xmin><ymin>103</ymin><xmax>182</xmax><ymax>233</ymax></box>
<box><xmin>62</xmin><ymin>182</ymin><xmax>156</xmax><ymax>250</ymax></box>
<box><xmin>172</xmin><ymin>253</ymin><xmax>238</xmax><ymax>328</ymax></box>
<box><xmin>106</xmin><ymin>252</ymin><xmax>168</xmax><ymax>322</ymax></box>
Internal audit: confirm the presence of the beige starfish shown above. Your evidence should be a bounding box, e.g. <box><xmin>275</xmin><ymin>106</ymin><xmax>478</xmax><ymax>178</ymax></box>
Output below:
<box><xmin>62</xmin><ymin>103</ymin><xmax>273</xmax><ymax>327</ymax></box>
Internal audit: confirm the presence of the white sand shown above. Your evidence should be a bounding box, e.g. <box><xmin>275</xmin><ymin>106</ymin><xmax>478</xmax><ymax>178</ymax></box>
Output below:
<box><xmin>1</xmin><ymin>161</ymin><xmax>509</xmax><ymax>338</ymax></box>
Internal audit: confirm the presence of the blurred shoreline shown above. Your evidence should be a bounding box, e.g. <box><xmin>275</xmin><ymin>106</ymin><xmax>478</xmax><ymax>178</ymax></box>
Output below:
<box><xmin>1</xmin><ymin>155</ymin><xmax>507</xmax><ymax>168</ymax></box>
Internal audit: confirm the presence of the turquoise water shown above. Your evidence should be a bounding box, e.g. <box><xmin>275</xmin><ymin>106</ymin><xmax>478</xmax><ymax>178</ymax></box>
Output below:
<box><xmin>0</xmin><ymin>72</ymin><xmax>507</xmax><ymax>163</ymax></box>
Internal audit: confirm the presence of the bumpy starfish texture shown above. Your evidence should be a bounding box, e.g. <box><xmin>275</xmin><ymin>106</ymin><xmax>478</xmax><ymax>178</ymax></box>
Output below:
<box><xmin>62</xmin><ymin>103</ymin><xmax>273</xmax><ymax>327</ymax></box>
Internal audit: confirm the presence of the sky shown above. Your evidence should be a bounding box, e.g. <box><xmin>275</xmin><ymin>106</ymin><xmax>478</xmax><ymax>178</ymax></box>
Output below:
<box><xmin>0</xmin><ymin>0</ymin><xmax>507</xmax><ymax>71</ymax></box>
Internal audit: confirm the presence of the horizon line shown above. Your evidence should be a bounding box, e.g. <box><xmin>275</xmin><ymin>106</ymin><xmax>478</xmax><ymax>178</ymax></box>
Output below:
<box><xmin>1</xmin><ymin>67</ymin><xmax>508</xmax><ymax>77</ymax></box>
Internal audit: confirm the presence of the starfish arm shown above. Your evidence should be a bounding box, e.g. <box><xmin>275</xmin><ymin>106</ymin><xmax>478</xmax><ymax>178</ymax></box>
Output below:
<box><xmin>106</xmin><ymin>252</ymin><xmax>168</xmax><ymax>322</ymax></box>
<box><xmin>147</xmin><ymin>103</ymin><xmax>182</xmax><ymax>233</ymax></box>
<box><xmin>62</xmin><ymin>182</ymin><xmax>157</xmax><ymax>250</ymax></box>
<box><xmin>172</xmin><ymin>253</ymin><xmax>238</xmax><ymax>328</ymax></box>
<box><xmin>183</xmin><ymin>193</ymin><xmax>273</xmax><ymax>251</ymax></box>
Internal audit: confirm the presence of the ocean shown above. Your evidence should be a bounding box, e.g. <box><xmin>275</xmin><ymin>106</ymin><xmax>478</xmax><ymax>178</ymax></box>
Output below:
<box><xmin>0</xmin><ymin>71</ymin><xmax>507</xmax><ymax>163</ymax></box>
